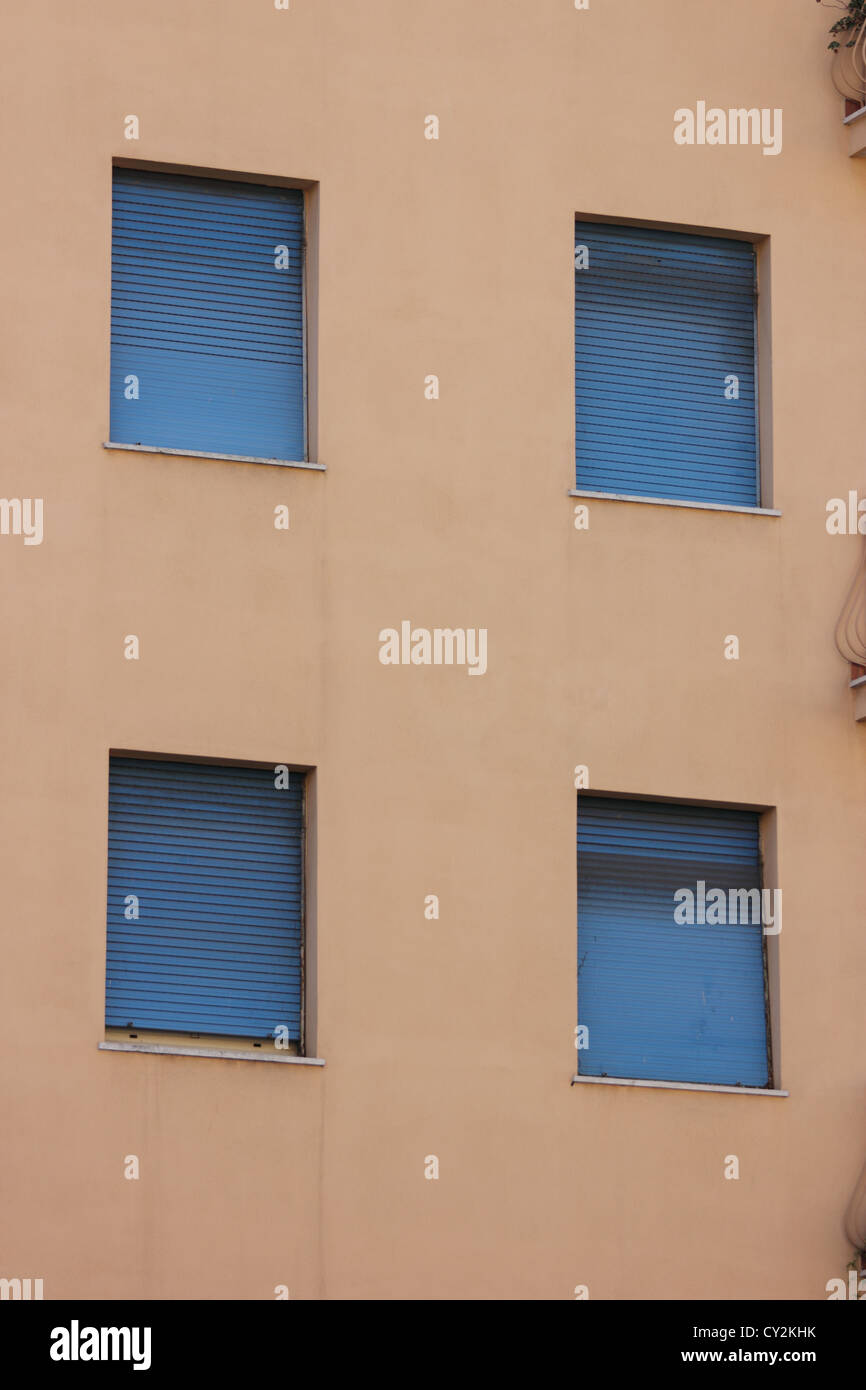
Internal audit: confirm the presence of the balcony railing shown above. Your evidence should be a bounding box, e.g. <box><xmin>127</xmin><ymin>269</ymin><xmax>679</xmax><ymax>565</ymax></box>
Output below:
<box><xmin>829</xmin><ymin>15</ymin><xmax>866</xmax><ymax>151</ymax></box>
<box><xmin>835</xmin><ymin>547</ymin><xmax>866</xmax><ymax>717</ymax></box>
<box><xmin>832</xmin><ymin>19</ymin><xmax>866</xmax><ymax>99</ymax></box>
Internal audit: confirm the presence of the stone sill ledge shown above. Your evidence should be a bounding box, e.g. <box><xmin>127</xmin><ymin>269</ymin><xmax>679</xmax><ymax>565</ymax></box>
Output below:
<box><xmin>99</xmin><ymin>1041</ymin><xmax>325</xmax><ymax>1065</ymax></box>
<box><xmin>845</xmin><ymin>105</ymin><xmax>866</xmax><ymax>156</ymax></box>
<box><xmin>571</xmin><ymin>1074</ymin><xmax>787</xmax><ymax>1097</ymax></box>
<box><xmin>569</xmin><ymin>489</ymin><xmax>780</xmax><ymax>517</ymax></box>
<box><xmin>103</xmin><ymin>441</ymin><xmax>325</xmax><ymax>471</ymax></box>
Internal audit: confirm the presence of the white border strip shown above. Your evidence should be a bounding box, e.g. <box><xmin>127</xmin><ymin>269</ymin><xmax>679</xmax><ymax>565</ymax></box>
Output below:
<box><xmin>571</xmin><ymin>1074</ymin><xmax>787</xmax><ymax>1097</ymax></box>
<box><xmin>568</xmin><ymin>488</ymin><xmax>780</xmax><ymax>517</ymax></box>
<box><xmin>103</xmin><ymin>442</ymin><xmax>325</xmax><ymax>471</ymax></box>
<box><xmin>99</xmin><ymin>1041</ymin><xmax>325</xmax><ymax>1065</ymax></box>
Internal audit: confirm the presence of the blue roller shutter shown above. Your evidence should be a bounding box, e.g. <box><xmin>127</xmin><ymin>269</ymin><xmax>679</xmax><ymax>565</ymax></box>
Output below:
<box><xmin>105</xmin><ymin>757</ymin><xmax>304</xmax><ymax>1041</ymax></box>
<box><xmin>110</xmin><ymin>168</ymin><xmax>305</xmax><ymax>461</ymax></box>
<box><xmin>574</xmin><ymin>222</ymin><xmax>758</xmax><ymax>506</ymax></box>
<box><xmin>577</xmin><ymin>796</ymin><xmax>769</xmax><ymax>1086</ymax></box>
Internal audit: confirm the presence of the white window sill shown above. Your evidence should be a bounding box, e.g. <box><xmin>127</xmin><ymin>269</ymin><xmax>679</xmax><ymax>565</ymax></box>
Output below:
<box><xmin>571</xmin><ymin>1074</ymin><xmax>787</xmax><ymax>1097</ymax></box>
<box><xmin>103</xmin><ymin>442</ymin><xmax>325</xmax><ymax>471</ymax></box>
<box><xmin>569</xmin><ymin>488</ymin><xmax>780</xmax><ymax>517</ymax></box>
<box><xmin>99</xmin><ymin>1041</ymin><xmax>325</xmax><ymax>1065</ymax></box>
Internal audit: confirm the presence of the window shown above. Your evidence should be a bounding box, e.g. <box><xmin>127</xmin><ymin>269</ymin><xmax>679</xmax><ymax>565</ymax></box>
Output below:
<box><xmin>110</xmin><ymin>168</ymin><xmax>306</xmax><ymax>462</ymax></box>
<box><xmin>574</xmin><ymin>222</ymin><xmax>759</xmax><ymax>507</ymax></box>
<box><xmin>577</xmin><ymin>795</ymin><xmax>770</xmax><ymax>1087</ymax></box>
<box><xmin>105</xmin><ymin>757</ymin><xmax>305</xmax><ymax>1047</ymax></box>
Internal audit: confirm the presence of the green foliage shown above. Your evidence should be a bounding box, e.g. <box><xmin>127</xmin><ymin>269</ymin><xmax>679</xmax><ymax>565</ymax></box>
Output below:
<box><xmin>821</xmin><ymin>0</ymin><xmax>866</xmax><ymax>52</ymax></box>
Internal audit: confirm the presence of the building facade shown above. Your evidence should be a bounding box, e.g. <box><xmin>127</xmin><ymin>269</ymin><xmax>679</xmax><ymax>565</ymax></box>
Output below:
<box><xmin>2</xmin><ymin>0</ymin><xmax>865</xmax><ymax>1300</ymax></box>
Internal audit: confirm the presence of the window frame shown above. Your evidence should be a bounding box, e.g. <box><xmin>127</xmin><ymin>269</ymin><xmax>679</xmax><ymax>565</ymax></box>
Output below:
<box><xmin>106</xmin><ymin>159</ymin><xmax>319</xmax><ymax>469</ymax></box>
<box><xmin>572</xmin><ymin>213</ymin><xmax>772</xmax><ymax>513</ymax></box>
<box><xmin>103</xmin><ymin>749</ymin><xmax>314</xmax><ymax>1058</ymax></box>
<box><xmin>575</xmin><ymin>790</ymin><xmax>779</xmax><ymax>1092</ymax></box>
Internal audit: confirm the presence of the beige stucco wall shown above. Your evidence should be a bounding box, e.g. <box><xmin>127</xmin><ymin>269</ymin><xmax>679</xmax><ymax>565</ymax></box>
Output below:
<box><xmin>1</xmin><ymin>0</ymin><xmax>865</xmax><ymax>1299</ymax></box>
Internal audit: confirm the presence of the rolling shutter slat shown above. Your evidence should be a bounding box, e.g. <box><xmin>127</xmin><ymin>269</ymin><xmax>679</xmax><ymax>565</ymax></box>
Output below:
<box><xmin>105</xmin><ymin>758</ymin><xmax>304</xmax><ymax>1041</ymax></box>
<box><xmin>110</xmin><ymin>169</ymin><xmax>305</xmax><ymax>461</ymax></box>
<box><xmin>577</xmin><ymin>796</ymin><xmax>769</xmax><ymax>1087</ymax></box>
<box><xmin>575</xmin><ymin>222</ymin><xmax>758</xmax><ymax>506</ymax></box>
